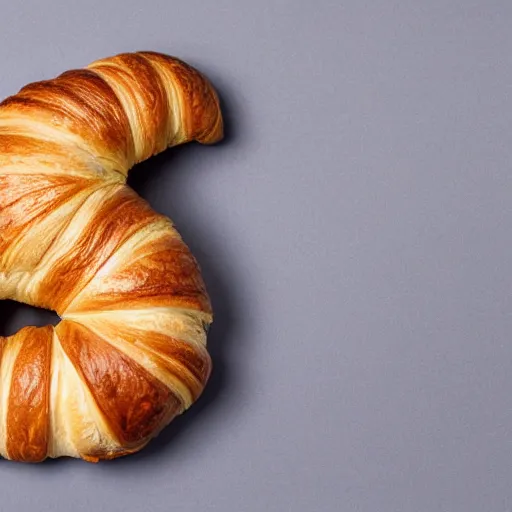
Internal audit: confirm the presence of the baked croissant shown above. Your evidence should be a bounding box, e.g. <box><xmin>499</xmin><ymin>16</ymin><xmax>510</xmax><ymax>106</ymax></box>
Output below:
<box><xmin>0</xmin><ymin>51</ymin><xmax>223</xmax><ymax>462</ymax></box>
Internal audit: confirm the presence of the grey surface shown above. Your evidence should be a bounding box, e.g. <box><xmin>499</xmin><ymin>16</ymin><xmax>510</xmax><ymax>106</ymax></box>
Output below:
<box><xmin>0</xmin><ymin>1</ymin><xmax>512</xmax><ymax>510</ymax></box>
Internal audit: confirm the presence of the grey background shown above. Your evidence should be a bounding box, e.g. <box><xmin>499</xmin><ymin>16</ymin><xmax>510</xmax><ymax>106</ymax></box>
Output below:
<box><xmin>0</xmin><ymin>1</ymin><xmax>511</xmax><ymax>510</ymax></box>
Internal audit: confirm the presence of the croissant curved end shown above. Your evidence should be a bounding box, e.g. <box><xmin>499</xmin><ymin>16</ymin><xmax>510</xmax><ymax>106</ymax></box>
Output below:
<box><xmin>0</xmin><ymin>51</ymin><xmax>223</xmax><ymax>462</ymax></box>
<box><xmin>135</xmin><ymin>51</ymin><xmax>224</xmax><ymax>146</ymax></box>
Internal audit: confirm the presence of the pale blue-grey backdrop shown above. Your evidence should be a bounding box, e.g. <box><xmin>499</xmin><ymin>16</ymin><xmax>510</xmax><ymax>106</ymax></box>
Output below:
<box><xmin>1</xmin><ymin>1</ymin><xmax>512</xmax><ymax>511</ymax></box>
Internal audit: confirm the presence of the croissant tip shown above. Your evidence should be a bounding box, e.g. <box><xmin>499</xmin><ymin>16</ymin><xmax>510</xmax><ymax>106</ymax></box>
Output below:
<box><xmin>198</xmin><ymin>116</ymin><xmax>224</xmax><ymax>145</ymax></box>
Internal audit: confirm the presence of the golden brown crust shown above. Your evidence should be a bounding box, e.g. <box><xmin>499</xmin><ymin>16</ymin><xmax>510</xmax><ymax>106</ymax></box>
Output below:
<box><xmin>87</xmin><ymin>53</ymin><xmax>173</xmax><ymax>163</ymax></box>
<box><xmin>138</xmin><ymin>52</ymin><xmax>223</xmax><ymax>144</ymax></box>
<box><xmin>6</xmin><ymin>326</ymin><xmax>52</xmax><ymax>462</ymax></box>
<box><xmin>39</xmin><ymin>186</ymin><xmax>164</xmax><ymax>313</ymax></box>
<box><xmin>2</xmin><ymin>69</ymin><xmax>135</xmax><ymax>172</ymax></box>
<box><xmin>0</xmin><ymin>173</ymin><xmax>92</xmax><ymax>260</ymax></box>
<box><xmin>66</xmin><ymin>230</ymin><xmax>212</xmax><ymax>315</ymax></box>
<box><xmin>57</xmin><ymin>320</ymin><xmax>180</xmax><ymax>449</ymax></box>
<box><xmin>83</xmin><ymin>318</ymin><xmax>212</xmax><ymax>402</ymax></box>
<box><xmin>0</xmin><ymin>51</ymin><xmax>223</xmax><ymax>462</ymax></box>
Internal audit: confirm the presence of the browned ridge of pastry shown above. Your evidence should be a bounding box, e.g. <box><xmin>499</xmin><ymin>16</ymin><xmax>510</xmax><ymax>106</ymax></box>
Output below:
<box><xmin>0</xmin><ymin>51</ymin><xmax>223</xmax><ymax>462</ymax></box>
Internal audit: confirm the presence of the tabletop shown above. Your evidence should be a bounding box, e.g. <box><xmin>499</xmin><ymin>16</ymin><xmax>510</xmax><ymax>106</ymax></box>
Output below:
<box><xmin>1</xmin><ymin>1</ymin><xmax>512</xmax><ymax>511</ymax></box>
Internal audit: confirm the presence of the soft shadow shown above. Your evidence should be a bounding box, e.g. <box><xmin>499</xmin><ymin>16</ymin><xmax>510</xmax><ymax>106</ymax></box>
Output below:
<box><xmin>0</xmin><ymin>300</ymin><xmax>18</xmax><ymax>336</ymax></box>
<box><xmin>0</xmin><ymin>300</ymin><xmax>59</xmax><ymax>337</ymax></box>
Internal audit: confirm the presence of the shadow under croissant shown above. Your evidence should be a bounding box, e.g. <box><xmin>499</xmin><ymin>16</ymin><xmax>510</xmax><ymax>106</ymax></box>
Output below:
<box><xmin>0</xmin><ymin>301</ymin><xmax>19</xmax><ymax>336</ymax></box>
<box><xmin>0</xmin><ymin>301</ymin><xmax>60</xmax><ymax>337</ymax></box>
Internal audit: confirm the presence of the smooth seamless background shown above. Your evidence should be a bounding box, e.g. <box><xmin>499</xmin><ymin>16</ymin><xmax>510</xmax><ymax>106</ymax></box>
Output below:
<box><xmin>1</xmin><ymin>1</ymin><xmax>512</xmax><ymax>510</ymax></box>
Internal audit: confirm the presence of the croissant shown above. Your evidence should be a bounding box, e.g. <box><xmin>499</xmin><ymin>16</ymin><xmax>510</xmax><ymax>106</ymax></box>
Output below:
<box><xmin>0</xmin><ymin>51</ymin><xmax>223</xmax><ymax>462</ymax></box>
